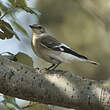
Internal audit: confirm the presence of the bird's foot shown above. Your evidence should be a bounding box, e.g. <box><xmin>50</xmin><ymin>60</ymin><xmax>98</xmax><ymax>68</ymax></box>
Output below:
<box><xmin>34</xmin><ymin>67</ymin><xmax>40</xmax><ymax>70</ymax></box>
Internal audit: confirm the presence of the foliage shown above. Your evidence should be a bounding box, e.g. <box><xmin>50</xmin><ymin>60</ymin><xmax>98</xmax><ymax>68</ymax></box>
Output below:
<box><xmin>15</xmin><ymin>52</ymin><xmax>33</xmax><ymax>67</ymax></box>
<box><xmin>23</xmin><ymin>102</ymin><xmax>50</xmax><ymax>110</ymax></box>
<box><xmin>0</xmin><ymin>0</ymin><xmax>40</xmax><ymax>40</ymax></box>
<box><xmin>0</xmin><ymin>20</ymin><xmax>14</xmax><ymax>39</ymax></box>
<box><xmin>0</xmin><ymin>0</ymin><xmax>40</xmax><ymax>109</ymax></box>
<box><xmin>2</xmin><ymin>96</ymin><xmax>22</xmax><ymax>110</ymax></box>
<box><xmin>1</xmin><ymin>52</ymin><xmax>33</xmax><ymax>66</ymax></box>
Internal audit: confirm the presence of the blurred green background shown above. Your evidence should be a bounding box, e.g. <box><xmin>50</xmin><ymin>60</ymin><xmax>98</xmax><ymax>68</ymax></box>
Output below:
<box><xmin>36</xmin><ymin>0</ymin><xmax>110</xmax><ymax>80</ymax></box>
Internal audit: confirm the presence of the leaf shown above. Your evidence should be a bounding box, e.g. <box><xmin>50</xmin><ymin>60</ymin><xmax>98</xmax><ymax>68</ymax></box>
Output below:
<box><xmin>0</xmin><ymin>31</ymin><xmax>6</xmax><ymax>39</ymax></box>
<box><xmin>0</xmin><ymin>2</ymin><xmax>8</xmax><ymax>12</ymax></box>
<box><xmin>1</xmin><ymin>52</ymin><xmax>33</xmax><ymax>66</ymax></box>
<box><xmin>0</xmin><ymin>11</ymin><xmax>1</xmax><ymax>16</ymax></box>
<box><xmin>0</xmin><ymin>20</ymin><xmax>14</xmax><ymax>39</ymax></box>
<box><xmin>12</xmin><ymin>21</ymin><xmax>28</xmax><ymax>37</ymax></box>
<box><xmin>8</xmin><ymin>0</ymin><xmax>16</xmax><ymax>6</ymax></box>
<box><xmin>23</xmin><ymin>102</ymin><xmax>50</xmax><ymax>110</ymax></box>
<box><xmin>15</xmin><ymin>52</ymin><xmax>33</xmax><ymax>66</ymax></box>
<box><xmin>2</xmin><ymin>96</ymin><xmax>22</xmax><ymax>110</ymax></box>
<box><xmin>1</xmin><ymin>52</ymin><xmax>17</xmax><ymax>61</ymax></box>
<box><xmin>0</xmin><ymin>20</ymin><xmax>20</xmax><ymax>40</ymax></box>
<box><xmin>16</xmin><ymin>0</ymin><xmax>26</xmax><ymax>7</ymax></box>
<box><xmin>18</xmin><ymin>6</ymin><xmax>41</xmax><ymax>16</ymax></box>
<box><xmin>0</xmin><ymin>7</ymin><xmax>16</xmax><ymax>20</ymax></box>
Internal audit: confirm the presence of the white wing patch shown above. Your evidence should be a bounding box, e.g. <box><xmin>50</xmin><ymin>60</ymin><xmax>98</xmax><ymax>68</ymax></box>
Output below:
<box><xmin>59</xmin><ymin>48</ymin><xmax>64</xmax><ymax>51</ymax></box>
<box><xmin>60</xmin><ymin>43</ymin><xmax>71</xmax><ymax>49</ymax></box>
<box><xmin>54</xmin><ymin>43</ymin><xmax>71</xmax><ymax>52</ymax></box>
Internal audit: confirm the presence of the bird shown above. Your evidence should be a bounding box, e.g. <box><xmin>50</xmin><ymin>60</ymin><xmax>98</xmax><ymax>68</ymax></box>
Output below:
<box><xmin>29</xmin><ymin>24</ymin><xmax>99</xmax><ymax>70</ymax></box>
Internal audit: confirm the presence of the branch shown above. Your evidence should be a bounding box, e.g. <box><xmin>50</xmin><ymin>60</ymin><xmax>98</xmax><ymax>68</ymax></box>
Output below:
<box><xmin>0</xmin><ymin>8</ymin><xmax>15</xmax><ymax>20</ymax></box>
<box><xmin>0</xmin><ymin>55</ymin><xmax>110</xmax><ymax>110</ymax></box>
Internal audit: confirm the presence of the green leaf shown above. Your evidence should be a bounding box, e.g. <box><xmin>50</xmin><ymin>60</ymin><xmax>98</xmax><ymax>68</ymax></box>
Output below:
<box><xmin>0</xmin><ymin>20</ymin><xmax>14</xmax><ymax>39</ymax></box>
<box><xmin>2</xmin><ymin>96</ymin><xmax>22</xmax><ymax>110</ymax></box>
<box><xmin>0</xmin><ymin>2</ymin><xmax>8</xmax><ymax>12</ymax></box>
<box><xmin>18</xmin><ymin>6</ymin><xmax>41</xmax><ymax>16</ymax></box>
<box><xmin>0</xmin><ymin>7</ymin><xmax>17</xmax><ymax>20</ymax></box>
<box><xmin>8</xmin><ymin>0</ymin><xmax>16</xmax><ymax>6</ymax></box>
<box><xmin>15</xmin><ymin>52</ymin><xmax>33</xmax><ymax>66</ymax></box>
<box><xmin>16</xmin><ymin>0</ymin><xmax>26</xmax><ymax>7</ymax></box>
<box><xmin>0</xmin><ymin>11</ymin><xmax>1</xmax><ymax>16</ymax></box>
<box><xmin>0</xmin><ymin>31</ymin><xmax>6</xmax><ymax>39</ymax></box>
<box><xmin>1</xmin><ymin>52</ymin><xmax>17</xmax><ymax>61</ymax></box>
<box><xmin>1</xmin><ymin>52</ymin><xmax>33</xmax><ymax>66</ymax></box>
<box><xmin>12</xmin><ymin>21</ymin><xmax>28</xmax><ymax>37</ymax></box>
<box><xmin>0</xmin><ymin>20</ymin><xmax>20</xmax><ymax>40</ymax></box>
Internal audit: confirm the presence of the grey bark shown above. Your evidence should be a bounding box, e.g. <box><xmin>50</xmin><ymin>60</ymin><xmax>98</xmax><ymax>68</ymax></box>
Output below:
<box><xmin>0</xmin><ymin>55</ymin><xmax>110</xmax><ymax>110</ymax></box>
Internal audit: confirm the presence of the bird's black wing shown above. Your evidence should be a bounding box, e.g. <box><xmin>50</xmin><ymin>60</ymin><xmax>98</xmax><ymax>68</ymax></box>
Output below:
<box><xmin>40</xmin><ymin>35</ymin><xmax>88</xmax><ymax>60</ymax></box>
<box><xmin>40</xmin><ymin>35</ymin><xmax>61</xmax><ymax>51</ymax></box>
<box><xmin>60</xmin><ymin>46</ymin><xmax>88</xmax><ymax>60</ymax></box>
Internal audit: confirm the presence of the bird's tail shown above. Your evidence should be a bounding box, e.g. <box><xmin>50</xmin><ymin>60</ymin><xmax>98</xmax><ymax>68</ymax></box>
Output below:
<box><xmin>85</xmin><ymin>59</ymin><xmax>99</xmax><ymax>65</ymax></box>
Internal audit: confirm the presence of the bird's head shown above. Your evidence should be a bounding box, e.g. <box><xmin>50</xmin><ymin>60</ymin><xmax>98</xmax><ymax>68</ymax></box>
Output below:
<box><xmin>29</xmin><ymin>24</ymin><xmax>46</xmax><ymax>35</ymax></box>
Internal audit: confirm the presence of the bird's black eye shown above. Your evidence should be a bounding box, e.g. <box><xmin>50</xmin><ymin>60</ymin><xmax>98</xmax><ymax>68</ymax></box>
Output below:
<box><xmin>37</xmin><ymin>25</ymin><xmax>42</xmax><ymax>29</ymax></box>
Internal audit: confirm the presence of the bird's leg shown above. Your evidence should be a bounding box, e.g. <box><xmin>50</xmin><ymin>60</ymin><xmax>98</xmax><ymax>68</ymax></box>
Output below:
<box><xmin>51</xmin><ymin>62</ymin><xmax>61</xmax><ymax>70</ymax></box>
<box><xmin>47</xmin><ymin>64</ymin><xmax>56</xmax><ymax>70</ymax></box>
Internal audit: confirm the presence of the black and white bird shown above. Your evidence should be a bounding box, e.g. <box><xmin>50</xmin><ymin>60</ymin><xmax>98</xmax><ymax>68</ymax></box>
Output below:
<box><xmin>29</xmin><ymin>24</ymin><xmax>98</xmax><ymax>70</ymax></box>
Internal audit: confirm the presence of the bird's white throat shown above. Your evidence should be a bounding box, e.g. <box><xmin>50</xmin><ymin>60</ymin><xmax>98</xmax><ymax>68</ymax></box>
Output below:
<box><xmin>32</xmin><ymin>32</ymin><xmax>48</xmax><ymax>39</ymax></box>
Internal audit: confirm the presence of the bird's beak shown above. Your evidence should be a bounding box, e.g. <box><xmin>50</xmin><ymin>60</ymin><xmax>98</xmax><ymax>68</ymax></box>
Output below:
<box><xmin>29</xmin><ymin>25</ymin><xmax>37</xmax><ymax>30</ymax></box>
<box><xmin>29</xmin><ymin>25</ymin><xmax>33</xmax><ymax>28</ymax></box>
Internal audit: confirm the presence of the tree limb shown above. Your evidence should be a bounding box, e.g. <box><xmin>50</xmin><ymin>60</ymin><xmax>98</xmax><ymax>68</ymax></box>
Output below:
<box><xmin>0</xmin><ymin>55</ymin><xmax>110</xmax><ymax>110</ymax></box>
